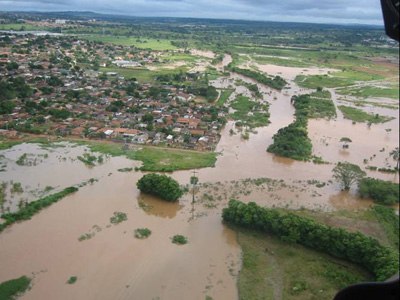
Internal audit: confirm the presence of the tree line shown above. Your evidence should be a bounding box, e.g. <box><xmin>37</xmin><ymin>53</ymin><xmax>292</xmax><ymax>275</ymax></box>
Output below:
<box><xmin>222</xmin><ymin>199</ymin><xmax>399</xmax><ymax>281</ymax></box>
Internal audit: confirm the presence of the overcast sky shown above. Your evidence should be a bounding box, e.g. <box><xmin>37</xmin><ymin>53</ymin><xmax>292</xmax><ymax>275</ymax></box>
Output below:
<box><xmin>0</xmin><ymin>0</ymin><xmax>385</xmax><ymax>25</ymax></box>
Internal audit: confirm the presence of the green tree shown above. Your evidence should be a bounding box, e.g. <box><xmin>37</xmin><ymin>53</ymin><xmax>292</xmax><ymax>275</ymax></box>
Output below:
<box><xmin>137</xmin><ymin>174</ymin><xmax>183</xmax><ymax>202</ymax></box>
<box><xmin>332</xmin><ymin>162</ymin><xmax>366</xmax><ymax>190</ymax></box>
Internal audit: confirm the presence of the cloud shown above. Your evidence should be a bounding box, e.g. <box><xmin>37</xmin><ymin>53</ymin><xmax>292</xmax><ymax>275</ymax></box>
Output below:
<box><xmin>0</xmin><ymin>0</ymin><xmax>384</xmax><ymax>25</ymax></box>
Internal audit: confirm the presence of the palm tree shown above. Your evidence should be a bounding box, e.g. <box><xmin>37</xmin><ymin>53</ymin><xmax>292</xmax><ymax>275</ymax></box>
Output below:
<box><xmin>389</xmin><ymin>147</ymin><xmax>399</xmax><ymax>170</ymax></box>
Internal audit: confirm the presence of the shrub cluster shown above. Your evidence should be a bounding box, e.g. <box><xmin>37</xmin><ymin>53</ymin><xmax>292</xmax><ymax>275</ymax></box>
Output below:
<box><xmin>0</xmin><ymin>276</ymin><xmax>31</xmax><ymax>300</ymax></box>
<box><xmin>228</xmin><ymin>66</ymin><xmax>287</xmax><ymax>90</ymax></box>
<box><xmin>137</xmin><ymin>173</ymin><xmax>183</xmax><ymax>202</ymax></box>
<box><xmin>0</xmin><ymin>187</ymin><xmax>78</xmax><ymax>232</ymax></box>
<box><xmin>267</xmin><ymin>117</ymin><xmax>312</xmax><ymax>160</ymax></box>
<box><xmin>358</xmin><ymin>177</ymin><xmax>399</xmax><ymax>205</ymax></box>
<box><xmin>222</xmin><ymin>200</ymin><xmax>398</xmax><ymax>281</ymax></box>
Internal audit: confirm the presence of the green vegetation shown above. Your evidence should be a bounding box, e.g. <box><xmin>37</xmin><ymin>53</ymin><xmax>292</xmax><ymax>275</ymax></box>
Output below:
<box><xmin>67</xmin><ymin>276</ymin><xmax>77</xmax><ymax>285</ymax></box>
<box><xmin>337</xmin><ymin>85</ymin><xmax>399</xmax><ymax>100</ymax></box>
<box><xmin>222</xmin><ymin>200</ymin><xmax>399</xmax><ymax>281</ymax></box>
<box><xmin>309</xmin><ymin>90</ymin><xmax>332</xmax><ymax>99</ymax></box>
<box><xmin>292</xmin><ymin>94</ymin><xmax>336</xmax><ymax>119</ymax></box>
<box><xmin>109</xmin><ymin>212</ymin><xmax>128</xmax><ymax>224</ymax></box>
<box><xmin>0</xmin><ymin>276</ymin><xmax>31</xmax><ymax>300</ymax></box>
<box><xmin>332</xmin><ymin>162</ymin><xmax>366</xmax><ymax>190</ymax></box>
<box><xmin>77</xmin><ymin>153</ymin><xmax>97</xmax><ymax>166</ymax></box>
<box><xmin>134</xmin><ymin>228</ymin><xmax>152</xmax><ymax>239</ymax></box>
<box><xmin>338</xmin><ymin>106</ymin><xmax>394</xmax><ymax>123</ymax></box>
<box><xmin>358</xmin><ymin>177</ymin><xmax>399</xmax><ymax>205</ymax></box>
<box><xmin>0</xmin><ymin>187</ymin><xmax>78</xmax><ymax>232</ymax></box>
<box><xmin>295</xmin><ymin>74</ymin><xmax>354</xmax><ymax>89</ymax></box>
<box><xmin>230</xmin><ymin>95</ymin><xmax>270</xmax><ymax>128</ymax></box>
<box><xmin>215</xmin><ymin>89</ymin><xmax>235</xmax><ymax>106</ymax></box>
<box><xmin>117</xmin><ymin>167</ymin><xmax>133</xmax><ymax>172</ymax></box>
<box><xmin>10</xmin><ymin>183</ymin><xmax>23</xmax><ymax>194</ymax></box>
<box><xmin>372</xmin><ymin>206</ymin><xmax>399</xmax><ymax>249</ymax></box>
<box><xmin>70</xmin><ymin>140</ymin><xmax>217</xmax><ymax>172</ymax></box>
<box><xmin>236</xmin><ymin>227</ymin><xmax>371</xmax><ymax>300</ymax></box>
<box><xmin>267</xmin><ymin>118</ymin><xmax>312</xmax><ymax>160</ymax></box>
<box><xmin>137</xmin><ymin>174</ymin><xmax>183</xmax><ymax>202</ymax></box>
<box><xmin>16</xmin><ymin>154</ymin><xmax>27</xmax><ymax>166</ymax></box>
<box><xmin>171</xmin><ymin>234</ymin><xmax>188</xmax><ymax>245</ymax></box>
<box><xmin>228</xmin><ymin>66</ymin><xmax>287</xmax><ymax>90</ymax></box>
<box><xmin>81</xmin><ymin>35</ymin><xmax>177</xmax><ymax>50</ymax></box>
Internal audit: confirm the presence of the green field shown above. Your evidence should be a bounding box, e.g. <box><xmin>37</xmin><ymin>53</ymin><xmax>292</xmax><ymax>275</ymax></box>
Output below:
<box><xmin>80</xmin><ymin>35</ymin><xmax>177</xmax><ymax>50</ymax></box>
<box><xmin>230</xmin><ymin>96</ymin><xmax>270</xmax><ymax>128</ymax></box>
<box><xmin>99</xmin><ymin>67</ymin><xmax>188</xmax><ymax>82</ymax></box>
<box><xmin>295</xmin><ymin>74</ymin><xmax>355</xmax><ymax>89</ymax></box>
<box><xmin>236</xmin><ymin>227</ymin><xmax>372</xmax><ymax>300</ymax></box>
<box><xmin>215</xmin><ymin>89</ymin><xmax>235</xmax><ymax>106</ymax></box>
<box><xmin>337</xmin><ymin>85</ymin><xmax>399</xmax><ymax>100</ymax></box>
<box><xmin>68</xmin><ymin>140</ymin><xmax>218</xmax><ymax>172</ymax></box>
<box><xmin>159</xmin><ymin>52</ymin><xmax>205</xmax><ymax>62</ymax></box>
<box><xmin>338</xmin><ymin>105</ymin><xmax>395</xmax><ymax>123</ymax></box>
<box><xmin>251</xmin><ymin>55</ymin><xmax>311</xmax><ymax>68</ymax></box>
<box><xmin>0</xmin><ymin>23</ymin><xmax>47</xmax><ymax>31</ymax></box>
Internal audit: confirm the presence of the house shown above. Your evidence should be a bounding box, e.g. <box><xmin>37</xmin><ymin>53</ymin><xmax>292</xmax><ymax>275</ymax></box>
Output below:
<box><xmin>132</xmin><ymin>133</ymin><xmax>149</xmax><ymax>144</ymax></box>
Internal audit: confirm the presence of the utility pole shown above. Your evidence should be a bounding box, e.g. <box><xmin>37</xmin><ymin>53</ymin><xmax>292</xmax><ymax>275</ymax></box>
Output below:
<box><xmin>190</xmin><ymin>170</ymin><xmax>198</xmax><ymax>204</ymax></box>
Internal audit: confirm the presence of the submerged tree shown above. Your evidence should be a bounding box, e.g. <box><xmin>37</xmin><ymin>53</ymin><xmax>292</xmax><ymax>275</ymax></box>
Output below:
<box><xmin>332</xmin><ymin>162</ymin><xmax>366</xmax><ymax>190</ymax></box>
<box><xmin>340</xmin><ymin>137</ymin><xmax>352</xmax><ymax>149</ymax></box>
<box><xmin>137</xmin><ymin>173</ymin><xmax>183</xmax><ymax>202</ymax></box>
<box><xmin>389</xmin><ymin>147</ymin><xmax>399</xmax><ymax>170</ymax></box>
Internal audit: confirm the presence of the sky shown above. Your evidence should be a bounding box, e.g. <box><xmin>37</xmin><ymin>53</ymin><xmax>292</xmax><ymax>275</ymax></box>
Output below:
<box><xmin>0</xmin><ymin>0</ymin><xmax>385</xmax><ymax>25</ymax></box>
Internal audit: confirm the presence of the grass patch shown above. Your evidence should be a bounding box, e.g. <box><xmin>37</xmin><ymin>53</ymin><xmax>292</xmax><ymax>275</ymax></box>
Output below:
<box><xmin>0</xmin><ymin>276</ymin><xmax>31</xmax><ymax>300</ymax></box>
<box><xmin>295</xmin><ymin>74</ymin><xmax>354</xmax><ymax>89</ymax></box>
<box><xmin>134</xmin><ymin>228</ymin><xmax>152</xmax><ymax>239</ymax></box>
<box><xmin>99</xmin><ymin>66</ymin><xmax>189</xmax><ymax>83</ymax></box>
<box><xmin>67</xmin><ymin>140</ymin><xmax>218</xmax><ymax>172</ymax></box>
<box><xmin>230</xmin><ymin>95</ymin><xmax>270</xmax><ymax>128</ymax></box>
<box><xmin>372</xmin><ymin>206</ymin><xmax>399</xmax><ymax>249</ymax></box>
<box><xmin>235</xmin><ymin>227</ymin><xmax>371</xmax><ymax>300</ymax></box>
<box><xmin>337</xmin><ymin>85</ymin><xmax>399</xmax><ymax>100</ymax></box>
<box><xmin>338</xmin><ymin>106</ymin><xmax>394</xmax><ymax>123</ymax></box>
<box><xmin>80</xmin><ymin>35</ymin><xmax>177</xmax><ymax>50</ymax></box>
<box><xmin>251</xmin><ymin>55</ymin><xmax>310</xmax><ymax>68</ymax></box>
<box><xmin>215</xmin><ymin>89</ymin><xmax>235</xmax><ymax>106</ymax></box>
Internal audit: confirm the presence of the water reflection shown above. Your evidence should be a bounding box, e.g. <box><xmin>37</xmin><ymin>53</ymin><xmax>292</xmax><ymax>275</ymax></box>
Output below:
<box><xmin>136</xmin><ymin>193</ymin><xmax>184</xmax><ymax>218</ymax></box>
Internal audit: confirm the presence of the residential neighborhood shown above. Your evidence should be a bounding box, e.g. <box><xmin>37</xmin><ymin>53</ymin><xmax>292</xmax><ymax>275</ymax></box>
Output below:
<box><xmin>0</xmin><ymin>32</ymin><xmax>226</xmax><ymax>150</ymax></box>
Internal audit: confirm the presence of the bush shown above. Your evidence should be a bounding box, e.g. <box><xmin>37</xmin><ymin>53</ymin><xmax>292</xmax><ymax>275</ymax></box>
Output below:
<box><xmin>172</xmin><ymin>234</ymin><xmax>188</xmax><ymax>245</ymax></box>
<box><xmin>67</xmin><ymin>276</ymin><xmax>77</xmax><ymax>284</ymax></box>
<box><xmin>0</xmin><ymin>276</ymin><xmax>31</xmax><ymax>300</ymax></box>
<box><xmin>222</xmin><ymin>200</ymin><xmax>398</xmax><ymax>281</ymax></box>
<box><xmin>109</xmin><ymin>212</ymin><xmax>127</xmax><ymax>224</ymax></box>
<box><xmin>137</xmin><ymin>174</ymin><xmax>183</xmax><ymax>202</ymax></box>
<box><xmin>358</xmin><ymin>178</ymin><xmax>399</xmax><ymax>205</ymax></box>
<box><xmin>134</xmin><ymin>228</ymin><xmax>152</xmax><ymax>239</ymax></box>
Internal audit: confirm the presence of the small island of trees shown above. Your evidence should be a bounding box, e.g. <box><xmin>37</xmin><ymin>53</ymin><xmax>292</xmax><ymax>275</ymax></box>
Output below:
<box><xmin>137</xmin><ymin>173</ymin><xmax>183</xmax><ymax>202</ymax></box>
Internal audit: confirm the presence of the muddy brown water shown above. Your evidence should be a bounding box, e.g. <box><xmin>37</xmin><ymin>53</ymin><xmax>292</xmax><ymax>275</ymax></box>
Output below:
<box><xmin>0</xmin><ymin>61</ymin><xmax>398</xmax><ymax>299</ymax></box>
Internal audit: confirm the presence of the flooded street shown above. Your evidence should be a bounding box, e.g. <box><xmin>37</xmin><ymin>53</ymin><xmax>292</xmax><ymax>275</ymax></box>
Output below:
<box><xmin>0</xmin><ymin>55</ymin><xmax>398</xmax><ymax>299</ymax></box>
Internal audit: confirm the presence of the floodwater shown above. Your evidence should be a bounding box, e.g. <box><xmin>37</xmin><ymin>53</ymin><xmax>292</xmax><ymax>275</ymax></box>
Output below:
<box><xmin>0</xmin><ymin>53</ymin><xmax>398</xmax><ymax>299</ymax></box>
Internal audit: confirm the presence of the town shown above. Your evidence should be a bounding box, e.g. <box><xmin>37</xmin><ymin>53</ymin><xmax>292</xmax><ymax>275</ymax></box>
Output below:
<box><xmin>0</xmin><ymin>32</ymin><xmax>226</xmax><ymax>151</ymax></box>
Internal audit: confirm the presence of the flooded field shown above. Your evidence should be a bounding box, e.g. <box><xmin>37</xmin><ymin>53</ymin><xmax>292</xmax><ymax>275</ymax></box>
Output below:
<box><xmin>0</xmin><ymin>53</ymin><xmax>398</xmax><ymax>299</ymax></box>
